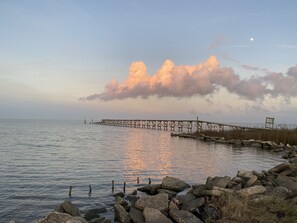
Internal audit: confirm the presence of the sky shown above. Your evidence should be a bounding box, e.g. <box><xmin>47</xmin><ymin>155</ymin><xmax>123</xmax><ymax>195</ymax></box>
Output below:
<box><xmin>0</xmin><ymin>0</ymin><xmax>297</xmax><ymax>124</ymax></box>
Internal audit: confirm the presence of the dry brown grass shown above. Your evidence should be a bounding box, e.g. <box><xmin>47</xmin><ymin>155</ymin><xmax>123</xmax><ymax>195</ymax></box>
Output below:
<box><xmin>206</xmin><ymin>195</ymin><xmax>297</xmax><ymax>223</ymax></box>
<box><xmin>196</xmin><ymin>129</ymin><xmax>297</xmax><ymax>146</ymax></box>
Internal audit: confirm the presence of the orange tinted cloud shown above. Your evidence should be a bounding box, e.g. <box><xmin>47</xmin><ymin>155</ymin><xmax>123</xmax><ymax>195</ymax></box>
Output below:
<box><xmin>80</xmin><ymin>56</ymin><xmax>297</xmax><ymax>101</ymax></box>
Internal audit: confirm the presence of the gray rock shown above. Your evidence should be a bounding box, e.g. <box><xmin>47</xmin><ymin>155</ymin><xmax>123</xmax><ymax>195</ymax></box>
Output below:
<box><xmin>192</xmin><ymin>188</ymin><xmax>223</xmax><ymax>197</ymax></box>
<box><xmin>236</xmin><ymin>185</ymin><xmax>267</xmax><ymax>197</ymax></box>
<box><xmin>269</xmin><ymin>162</ymin><xmax>290</xmax><ymax>174</ymax></box>
<box><xmin>115</xmin><ymin>196</ymin><xmax>128</xmax><ymax>206</ymax></box>
<box><xmin>37</xmin><ymin>212</ymin><xmax>72</xmax><ymax>223</ymax></box>
<box><xmin>275</xmin><ymin>175</ymin><xmax>297</xmax><ymax>192</ymax></box>
<box><xmin>137</xmin><ymin>184</ymin><xmax>162</xmax><ymax>195</ymax></box>
<box><xmin>169</xmin><ymin>208</ymin><xmax>203</xmax><ymax>223</ymax></box>
<box><xmin>206</xmin><ymin>176</ymin><xmax>231</xmax><ymax>189</ymax></box>
<box><xmin>169</xmin><ymin>201</ymin><xmax>179</xmax><ymax>210</ymax></box>
<box><xmin>54</xmin><ymin>203</ymin><xmax>65</xmax><ymax>213</ymax></box>
<box><xmin>89</xmin><ymin>217</ymin><xmax>107</xmax><ymax>223</ymax></box>
<box><xmin>135</xmin><ymin>193</ymin><xmax>169</xmax><ymax>212</ymax></box>
<box><xmin>181</xmin><ymin>197</ymin><xmax>205</xmax><ymax>212</ymax></box>
<box><xmin>66</xmin><ymin>217</ymin><xmax>88</xmax><ymax>223</ymax></box>
<box><xmin>237</xmin><ymin>170</ymin><xmax>254</xmax><ymax>179</ymax></box>
<box><xmin>84</xmin><ymin>208</ymin><xmax>107</xmax><ymax>221</ymax></box>
<box><xmin>130</xmin><ymin>207</ymin><xmax>145</xmax><ymax>223</ymax></box>
<box><xmin>264</xmin><ymin>186</ymin><xmax>292</xmax><ymax>199</ymax></box>
<box><xmin>126</xmin><ymin>194</ymin><xmax>139</xmax><ymax>207</ymax></box>
<box><xmin>176</xmin><ymin>193</ymin><xmax>196</xmax><ymax>205</ymax></box>
<box><xmin>62</xmin><ymin>201</ymin><xmax>81</xmax><ymax>217</ymax></box>
<box><xmin>158</xmin><ymin>189</ymin><xmax>178</xmax><ymax>198</ymax></box>
<box><xmin>244</xmin><ymin>175</ymin><xmax>258</xmax><ymax>187</ymax></box>
<box><xmin>143</xmin><ymin>207</ymin><xmax>173</xmax><ymax>223</ymax></box>
<box><xmin>114</xmin><ymin>203</ymin><xmax>130</xmax><ymax>223</ymax></box>
<box><xmin>113</xmin><ymin>192</ymin><xmax>125</xmax><ymax>197</ymax></box>
<box><xmin>162</xmin><ymin>176</ymin><xmax>190</xmax><ymax>192</ymax></box>
<box><xmin>201</xmin><ymin>206</ymin><xmax>220</xmax><ymax>221</ymax></box>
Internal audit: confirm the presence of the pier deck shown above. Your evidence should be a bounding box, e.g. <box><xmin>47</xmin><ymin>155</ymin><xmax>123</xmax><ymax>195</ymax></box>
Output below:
<box><xmin>94</xmin><ymin>119</ymin><xmax>265</xmax><ymax>132</ymax></box>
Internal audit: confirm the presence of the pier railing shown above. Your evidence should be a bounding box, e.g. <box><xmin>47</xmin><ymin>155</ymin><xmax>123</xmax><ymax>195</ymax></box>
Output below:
<box><xmin>94</xmin><ymin>119</ymin><xmax>265</xmax><ymax>132</ymax></box>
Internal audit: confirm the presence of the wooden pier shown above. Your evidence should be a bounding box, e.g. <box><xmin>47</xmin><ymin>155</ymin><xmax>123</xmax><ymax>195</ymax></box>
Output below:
<box><xmin>94</xmin><ymin>119</ymin><xmax>263</xmax><ymax>132</ymax></box>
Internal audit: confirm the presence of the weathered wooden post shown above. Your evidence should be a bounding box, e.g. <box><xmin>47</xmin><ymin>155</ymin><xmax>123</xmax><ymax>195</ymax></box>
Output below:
<box><xmin>88</xmin><ymin>185</ymin><xmax>92</xmax><ymax>196</ymax></box>
<box><xmin>137</xmin><ymin>177</ymin><xmax>139</xmax><ymax>185</ymax></box>
<box><xmin>69</xmin><ymin>186</ymin><xmax>72</xmax><ymax>197</ymax></box>
<box><xmin>148</xmin><ymin>178</ymin><xmax>151</xmax><ymax>184</ymax></box>
<box><xmin>123</xmin><ymin>182</ymin><xmax>126</xmax><ymax>193</ymax></box>
<box><xmin>112</xmin><ymin>180</ymin><xmax>114</xmax><ymax>193</ymax></box>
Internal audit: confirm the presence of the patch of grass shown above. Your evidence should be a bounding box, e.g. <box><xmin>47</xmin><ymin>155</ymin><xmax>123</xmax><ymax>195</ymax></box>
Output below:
<box><xmin>206</xmin><ymin>195</ymin><xmax>297</xmax><ymax>223</ymax></box>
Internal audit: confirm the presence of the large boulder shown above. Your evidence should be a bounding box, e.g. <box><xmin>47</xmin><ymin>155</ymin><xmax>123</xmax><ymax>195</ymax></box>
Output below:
<box><xmin>135</xmin><ymin>193</ymin><xmax>169</xmax><ymax>212</ymax></box>
<box><xmin>137</xmin><ymin>184</ymin><xmax>162</xmax><ymax>195</ymax></box>
<box><xmin>275</xmin><ymin>175</ymin><xmax>297</xmax><ymax>192</ymax></box>
<box><xmin>162</xmin><ymin>176</ymin><xmax>190</xmax><ymax>192</ymax></box>
<box><xmin>206</xmin><ymin>176</ymin><xmax>231</xmax><ymax>189</ymax></box>
<box><xmin>129</xmin><ymin>207</ymin><xmax>145</xmax><ymax>223</ymax></box>
<box><xmin>236</xmin><ymin>185</ymin><xmax>267</xmax><ymax>197</ymax></box>
<box><xmin>181</xmin><ymin>197</ymin><xmax>205</xmax><ymax>212</ymax></box>
<box><xmin>175</xmin><ymin>193</ymin><xmax>196</xmax><ymax>205</ymax></box>
<box><xmin>269</xmin><ymin>162</ymin><xmax>291</xmax><ymax>174</ymax></box>
<box><xmin>37</xmin><ymin>212</ymin><xmax>72</xmax><ymax>223</ymax></box>
<box><xmin>61</xmin><ymin>201</ymin><xmax>80</xmax><ymax>217</ymax></box>
<box><xmin>192</xmin><ymin>188</ymin><xmax>223</xmax><ymax>197</ymax></box>
<box><xmin>114</xmin><ymin>203</ymin><xmax>130</xmax><ymax>223</ymax></box>
<box><xmin>169</xmin><ymin>208</ymin><xmax>203</xmax><ymax>223</ymax></box>
<box><xmin>143</xmin><ymin>207</ymin><xmax>173</xmax><ymax>223</ymax></box>
<box><xmin>84</xmin><ymin>207</ymin><xmax>107</xmax><ymax>221</ymax></box>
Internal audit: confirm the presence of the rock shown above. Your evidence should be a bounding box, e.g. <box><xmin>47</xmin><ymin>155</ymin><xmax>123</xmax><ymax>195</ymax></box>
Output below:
<box><xmin>169</xmin><ymin>208</ymin><xmax>203</xmax><ymax>223</ymax></box>
<box><xmin>169</xmin><ymin>201</ymin><xmax>179</xmax><ymax>210</ymax></box>
<box><xmin>162</xmin><ymin>176</ymin><xmax>190</xmax><ymax>192</ymax></box>
<box><xmin>84</xmin><ymin>208</ymin><xmax>106</xmax><ymax>221</ymax></box>
<box><xmin>62</xmin><ymin>201</ymin><xmax>81</xmax><ymax>217</ymax></box>
<box><xmin>236</xmin><ymin>185</ymin><xmax>267</xmax><ymax>197</ymax></box>
<box><xmin>158</xmin><ymin>189</ymin><xmax>178</xmax><ymax>198</ymax></box>
<box><xmin>212</xmin><ymin>186</ymin><xmax>234</xmax><ymax>194</ymax></box>
<box><xmin>269</xmin><ymin>162</ymin><xmax>290</xmax><ymax>174</ymax></box>
<box><xmin>264</xmin><ymin>186</ymin><xmax>292</xmax><ymax>199</ymax></box>
<box><xmin>137</xmin><ymin>184</ymin><xmax>162</xmax><ymax>195</ymax></box>
<box><xmin>245</xmin><ymin>175</ymin><xmax>258</xmax><ymax>187</ymax></box>
<box><xmin>129</xmin><ymin>207</ymin><xmax>145</xmax><ymax>223</ymax></box>
<box><xmin>192</xmin><ymin>188</ymin><xmax>223</xmax><ymax>197</ymax></box>
<box><xmin>206</xmin><ymin>176</ymin><xmax>231</xmax><ymax>189</ymax></box>
<box><xmin>201</xmin><ymin>206</ymin><xmax>220</xmax><ymax>221</ymax></box>
<box><xmin>175</xmin><ymin>193</ymin><xmax>196</xmax><ymax>205</ymax></box>
<box><xmin>66</xmin><ymin>217</ymin><xmax>88</xmax><ymax>223</ymax></box>
<box><xmin>115</xmin><ymin>196</ymin><xmax>128</xmax><ymax>206</ymax></box>
<box><xmin>89</xmin><ymin>217</ymin><xmax>108</xmax><ymax>223</ymax></box>
<box><xmin>237</xmin><ymin>170</ymin><xmax>254</xmax><ymax>179</ymax></box>
<box><xmin>114</xmin><ymin>203</ymin><xmax>130</xmax><ymax>223</ymax></box>
<box><xmin>126</xmin><ymin>195</ymin><xmax>139</xmax><ymax>206</ymax></box>
<box><xmin>37</xmin><ymin>212</ymin><xmax>72</xmax><ymax>223</ymax></box>
<box><xmin>54</xmin><ymin>203</ymin><xmax>65</xmax><ymax>213</ymax></box>
<box><xmin>230</xmin><ymin>183</ymin><xmax>242</xmax><ymax>190</ymax></box>
<box><xmin>275</xmin><ymin>175</ymin><xmax>297</xmax><ymax>192</ymax></box>
<box><xmin>289</xmin><ymin>157</ymin><xmax>297</xmax><ymax>165</ymax></box>
<box><xmin>181</xmin><ymin>197</ymin><xmax>205</xmax><ymax>212</ymax></box>
<box><xmin>131</xmin><ymin>190</ymin><xmax>137</xmax><ymax>195</ymax></box>
<box><xmin>143</xmin><ymin>207</ymin><xmax>173</xmax><ymax>223</ymax></box>
<box><xmin>113</xmin><ymin>192</ymin><xmax>125</xmax><ymax>198</ymax></box>
<box><xmin>135</xmin><ymin>193</ymin><xmax>169</xmax><ymax>212</ymax></box>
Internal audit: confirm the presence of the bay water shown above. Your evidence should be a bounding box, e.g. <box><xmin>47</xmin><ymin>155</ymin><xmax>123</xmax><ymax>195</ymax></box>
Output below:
<box><xmin>0</xmin><ymin>119</ymin><xmax>284</xmax><ymax>222</ymax></box>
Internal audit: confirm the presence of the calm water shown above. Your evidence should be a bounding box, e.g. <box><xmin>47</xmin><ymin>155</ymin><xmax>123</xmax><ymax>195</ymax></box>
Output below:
<box><xmin>0</xmin><ymin>119</ymin><xmax>284</xmax><ymax>223</ymax></box>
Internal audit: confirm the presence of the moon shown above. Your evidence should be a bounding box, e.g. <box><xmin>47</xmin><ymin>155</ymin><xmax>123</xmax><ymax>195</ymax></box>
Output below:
<box><xmin>250</xmin><ymin>37</ymin><xmax>254</xmax><ymax>42</ymax></box>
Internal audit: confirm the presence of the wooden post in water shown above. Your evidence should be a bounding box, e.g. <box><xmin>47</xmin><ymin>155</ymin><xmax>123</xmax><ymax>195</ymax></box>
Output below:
<box><xmin>88</xmin><ymin>185</ymin><xmax>92</xmax><ymax>196</ymax></box>
<box><xmin>123</xmin><ymin>182</ymin><xmax>126</xmax><ymax>193</ymax></box>
<box><xmin>112</xmin><ymin>180</ymin><xmax>114</xmax><ymax>193</ymax></box>
<box><xmin>148</xmin><ymin>178</ymin><xmax>151</xmax><ymax>184</ymax></box>
<box><xmin>137</xmin><ymin>177</ymin><xmax>139</xmax><ymax>185</ymax></box>
<box><xmin>69</xmin><ymin>186</ymin><xmax>72</xmax><ymax>197</ymax></box>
